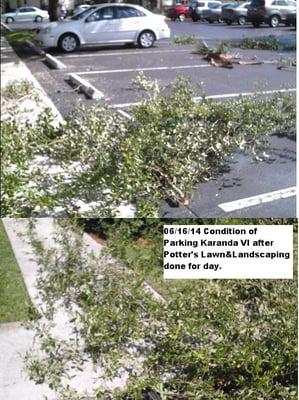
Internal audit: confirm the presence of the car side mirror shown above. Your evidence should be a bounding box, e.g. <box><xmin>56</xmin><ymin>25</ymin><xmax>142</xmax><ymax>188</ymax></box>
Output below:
<box><xmin>85</xmin><ymin>15</ymin><xmax>95</xmax><ymax>22</ymax></box>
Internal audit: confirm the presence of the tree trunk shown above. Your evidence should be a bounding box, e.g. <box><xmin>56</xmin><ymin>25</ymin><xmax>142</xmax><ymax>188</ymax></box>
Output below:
<box><xmin>48</xmin><ymin>0</ymin><xmax>59</xmax><ymax>21</ymax></box>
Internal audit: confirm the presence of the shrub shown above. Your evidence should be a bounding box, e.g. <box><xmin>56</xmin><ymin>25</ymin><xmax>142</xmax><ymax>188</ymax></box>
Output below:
<box><xmin>1</xmin><ymin>76</ymin><xmax>296</xmax><ymax>217</ymax></box>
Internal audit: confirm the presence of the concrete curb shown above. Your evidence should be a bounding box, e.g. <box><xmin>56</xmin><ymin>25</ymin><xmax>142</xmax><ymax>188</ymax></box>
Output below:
<box><xmin>1</xmin><ymin>36</ymin><xmax>63</xmax><ymax>125</ymax></box>
<box><xmin>65</xmin><ymin>72</ymin><xmax>104</xmax><ymax>99</ymax></box>
<box><xmin>1</xmin><ymin>21</ymin><xmax>13</xmax><ymax>32</ymax></box>
<box><xmin>45</xmin><ymin>53</ymin><xmax>67</xmax><ymax>69</ymax></box>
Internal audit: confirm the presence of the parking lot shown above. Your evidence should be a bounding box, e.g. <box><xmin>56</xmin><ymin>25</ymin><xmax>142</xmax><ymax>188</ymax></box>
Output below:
<box><xmin>10</xmin><ymin>20</ymin><xmax>296</xmax><ymax>218</ymax></box>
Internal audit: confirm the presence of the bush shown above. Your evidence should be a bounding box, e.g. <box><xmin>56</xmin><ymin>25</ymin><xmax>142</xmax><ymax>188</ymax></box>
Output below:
<box><xmin>25</xmin><ymin>219</ymin><xmax>298</xmax><ymax>400</ymax></box>
<box><xmin>1</xmin><ymin>75</ymin><xmax>296</xmax><ymax>217</ymax></box>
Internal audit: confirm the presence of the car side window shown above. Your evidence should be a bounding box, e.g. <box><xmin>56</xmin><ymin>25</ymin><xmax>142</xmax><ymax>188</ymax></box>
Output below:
<box><xmin>117</xmin><ymin>6</ymin><xmax>146</xmax><ymax>18</ymax></box>
<box><xmin>88</xmin><ymin>7</ymin><xmax>115</xmax><ymax>21</ymax></box>
<box><xmin>20</xmin><ymin>7</ymin><xmax>35</xmax><ymax>12</ymax></box>
<box><xmin>276</xmin><ymin>0</ymin><xmax>287</xmax><ymax>4</ymax></box>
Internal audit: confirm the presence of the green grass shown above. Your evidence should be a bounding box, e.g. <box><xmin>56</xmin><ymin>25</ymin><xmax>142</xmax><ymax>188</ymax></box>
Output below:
<box><xmin>5</xmin><ymin>30</ymin><xmax>34</xmax><ymax>44</ymax></box>
<box><xmin>0</xmin><ymin>220</ymin><xmax>34</xmax><ymax>322</ymax></box>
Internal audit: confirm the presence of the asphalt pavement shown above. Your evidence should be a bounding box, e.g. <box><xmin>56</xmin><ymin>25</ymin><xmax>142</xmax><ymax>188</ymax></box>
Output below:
<box><xmin>2</xmin><ymin>19</ymin><xmax>296</xmax><ymax>218</ymax></box>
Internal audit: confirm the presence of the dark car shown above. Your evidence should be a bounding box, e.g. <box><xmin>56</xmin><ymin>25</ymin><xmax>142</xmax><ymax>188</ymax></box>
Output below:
<box><xmin>167</xmin><ymin>3</ymin><xmax>191</xmax><ymax>21</ymax></box>
<box><xmin>247</xmin><ymin>0</ymin><xmax>297</xmax><ymax>28</ymax></box>
<box><xmin>285</xmin><ymin>10</ymin><xmax>296</xmax><ymax>27</ymax></box>
<box><xmin>221</xmin><ymin>2</ymin><xmax>251</xmax><ymax>25</ymax></box>
<box><xmin>189</xmin><ymin>0</ymin><xmax>222</xmax><ymax>21</ymax></box>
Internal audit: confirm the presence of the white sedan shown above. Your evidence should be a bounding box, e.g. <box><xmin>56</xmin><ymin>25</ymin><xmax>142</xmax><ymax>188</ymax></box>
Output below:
<box><xmin>36</xmin><ymin>4</ymin><xmax>171</xmax><ymax>52</ymax></box>
<box><xmin>1</xmin><ymin>6</ymin><xmax>49</xmax><ymax>24</ymax></box>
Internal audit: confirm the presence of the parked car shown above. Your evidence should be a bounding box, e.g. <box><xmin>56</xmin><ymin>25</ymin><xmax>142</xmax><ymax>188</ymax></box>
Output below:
<box><xmin>35</xmin><ymin>4</ymin><xmax>171</xmax><ymax>52</ymax></box>
<box><xmin>221</xmin><ymin>2</ymin><xmax>251</xmax><ymax>25</ymax></box>
<box><xmin>247</xmin><ymin>0</ymin><xmax>297</xmax><ymax>28</ymax></box>
<box><xmin>189</xmin><ymin>0</ymin><xmax>222</xmax><ymax>21</ymax></box>
<box><xmin>201</xmin><ymin>3</ymin><xmax>223</xmax><ymax>23</ymax></box>
<box><xmin>166</xmin><ymin>3</ymin><xmax>191</xmax><ymax>22</ymax></box>
<box><xmin>285</xmin><ymin>10</ymin><xmax>296</xmax><ymax>27</ymax></box>
<box><xmin>73</xmin><ymin>4</ymin><xmax>91</xmax><ymax>16</ymax></box>
<box><xmin>1</xmin><ymin>6</ymin><xmax>49</xmax><ymax>24</ymax></box>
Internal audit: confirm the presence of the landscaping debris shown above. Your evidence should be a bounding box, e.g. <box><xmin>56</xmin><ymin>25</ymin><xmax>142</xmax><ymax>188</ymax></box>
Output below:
<box><xmin>195</xmin><ymin>40</ymin><xmax>263</xmax><ymax>68</ymax></box>
<box><xmin>277</xmin><ymin>58</ymin><xmax>296</xmax><ymax>71</ymax></box>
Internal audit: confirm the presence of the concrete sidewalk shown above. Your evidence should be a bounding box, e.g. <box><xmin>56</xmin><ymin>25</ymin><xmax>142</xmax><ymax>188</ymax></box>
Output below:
<box><xmin>1</xmin><ymin>218</ymin><xmax>104</xmax><ymax>400</ymax></box>
<box><xmin>1</xmin><ymin>218</ymin><xmax>140</xmax><ymax>399</ymax></box>
<box><xmin>1</xmin><ymin>35</ymin><xmax>62</xmax><ymax>124</ymax></box>
<box><xmin>0</xmin><ymin>322</ymin><xmax>55</xmax><ymax>400</ymax></box>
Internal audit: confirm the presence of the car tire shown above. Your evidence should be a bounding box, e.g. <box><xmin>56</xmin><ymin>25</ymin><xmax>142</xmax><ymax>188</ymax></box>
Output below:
<box><xmin>35</xmin><ymin>16</ymin><xmax>43</xmax><ymax>23</ymax></box>
<box><xmin>6</xmin><ymin>17</ymin><xmax>14</xmax><ymax>24</ymax></box>
<box><xmin>58</xmin><ymin>33</ymin><xmax>79</xmax><ymax>53</ymax></box>
<box><xmin>178</xmin><ymin>13</ymin><xmax>186</xmax><ymax>22</ymax></box>
<box><xmin>192</xmin><ymin>15</ymin><xmax>199</xmax><ymax>22</ymax></box>
<box><xmin>252</xmin><ymin>21</ymin><xmax>260</xmax><ymax>27</ymax></box>
<box><xmin>226</xmin><ymin>20</ymin><xmax>232</xmax><ymax>25</ymax></box>
<box><xmin>207</xmin><ymin>19</ymin><xmax>214</xmax><ymax>23</ymax></box>
<box><xmin>269</xmin><ymin>15</ymin><xmax>280</xmax><ymax>28</ymax></box>
<box><xmin>138</xmin><ymin>30</ymin><xmax>155</xmax><ymax>48</ymax></box>
<box><xmin>238</xmin><ymin>16</ymin><xmax>246</xmax><ymax>25</ymax></box>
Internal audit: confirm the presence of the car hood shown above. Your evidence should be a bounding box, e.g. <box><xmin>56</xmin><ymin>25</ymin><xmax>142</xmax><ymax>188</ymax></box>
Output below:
<box><xmin>1</xmin><ymin>12</ymin><xmax>15</xmax><ymax>17</ymax></box>
<box><xmin>42</xmin><ymin>19</ymin><xmax>81</xmax><ymax>29</ymax></box>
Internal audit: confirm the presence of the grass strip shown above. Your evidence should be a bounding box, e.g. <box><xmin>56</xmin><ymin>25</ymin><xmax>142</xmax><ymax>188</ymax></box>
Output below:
<box><xmin>0</xmin><ymin>220</ymin><xmax>34</xmax><ymax>322</ymax></box>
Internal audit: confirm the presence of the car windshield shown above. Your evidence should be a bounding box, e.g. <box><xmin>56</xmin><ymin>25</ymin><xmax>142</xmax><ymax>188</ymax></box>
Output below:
<box><xmin>224</xmin><ymin>3</ymin><xmax>240</xmax><ymax>8</ymax></box>
<box><xmin>71</xmin><ymin>6</ymin><xmax>97</xmax><ymax>20</ymax></box>
<box><xmin>250</xmin><ymin>0</ymin><xmax>265</xmax><ymax>5</ymax></box>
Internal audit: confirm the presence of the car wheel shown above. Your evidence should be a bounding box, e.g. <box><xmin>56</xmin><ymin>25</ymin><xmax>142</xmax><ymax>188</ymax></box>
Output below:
<box><xmin>218</xmin><ymin>18</ymin><xmax>223</xmax><ymax>23</ymax></box>
<box><xmin>35</xmin><ymin>16</ymin><xmax>43</xmax><ymax>22</ymax></box>
<box><xmin>207</xmin><ymin>19</ymin><xmax>214</xmax><ymax>23</ymax></box>
<box><xmin>138</xmin><ymin>30</ymin><xmax>155</xmax><ymax>48</ymax></box>
<box><xmin>178</xmin><ymin>13</ymin><xmax>186</xmax><ymax>22</ymax></box>
<box><xmin>58</xmin><ymin>33</ymin><xmax>79</xmax><ymax>53</ymax></box>
<box><xmin>226</xmin><ymin>20</ymin><xmax>232</xmax><ymax>25</ymax></box>
<box><xmin>238</xmin><ymin>16</ymin><xmax>246</xmax><ymax>25</ymax></box>
<box><xmin>269</xmin><ymin>15</ymin><xmax>280</xmax><ymax>28</ymax></box>
<box><xmin>6</xmin><ymin>17</ymin><xmax>14</xmax><ymax>24</ymax></box>
<box><xmin>192</xmin><ymin>15</ymin><xmax>199</xmax><ymax>22</ymax></box>
<box><xmin>252</xmin><ymin>21</ymin><xmax>260</xmax><ymax>27</ymax></box>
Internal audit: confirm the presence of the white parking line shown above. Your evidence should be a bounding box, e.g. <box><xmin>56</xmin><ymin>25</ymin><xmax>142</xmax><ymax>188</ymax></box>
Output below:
<box><xmin>117</xmin><ymin>109</ymin><xmax>133</xmax><ymax>120</ymax></box>
<box><xmin>75</xmin><ymin>64</ymin><xmax>210</xmax><ymax>76</ymax></box>
<box><xmin>218</xmin><ymin>187</ymin><xmax>297</xmax><ymax>212</ymax></box>
<box><xmin>193</xmin><ymin>88</ymin><xmax>296</xmax><ymax>101</ymax></box>
<box><xmin>56</xmin><ymin>48</ymin><xmax>190</xmax><ymax>59</ymax></box>
<box><xmin>109</xmin><ymin>87</ymin><xmax>296</xmax><ymax>108</ymax></box>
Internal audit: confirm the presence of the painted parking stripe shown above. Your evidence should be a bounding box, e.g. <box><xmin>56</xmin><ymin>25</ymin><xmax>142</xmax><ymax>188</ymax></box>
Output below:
<box><xmin>193</xmin><ymin>88</ymin><xmax>297</xmax><ymax>102</ymax></box>
<box><xmin>109</xmin><ymin>87</ymin><xmax>296</xmax><ymax>108</ymax></box>
<box><xmin>75</xmin><ymin>64</ymin><xmax>210</xmax><ymax>75</ymax></box>
<box><xmin>218</xmin><ymin>187</ymin><xmax>297</xmax><ymax>213</ymax></box>
<box><xmin>117</xmin><ymin>109</ymin><xmax>133</xmax><ymax>120</ymax></box>
<box><xmin>56</xmin><ymin>48</ymin><xmax>191</xmax><ymax>59</ymax></box>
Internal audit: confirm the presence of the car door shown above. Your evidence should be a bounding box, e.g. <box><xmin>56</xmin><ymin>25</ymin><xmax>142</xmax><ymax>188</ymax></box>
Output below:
<box><xmin>274</xmin><ymin>0</ymin><xmax>288</xmax><ymax>18</ymax></box>
<box><xmin>82</xmin><ymin>6</ymin><xmax>119</xmax><ymax>44</ymax></box>
<box><xmin>17</xmin><ymin>7</ymin><xmax>35</xmax><ymax>22</ymax></box>
<box><xmin>115</xmin><ymin>6</ymin><xmax>147</xmax><ymax>41</ymax></box>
